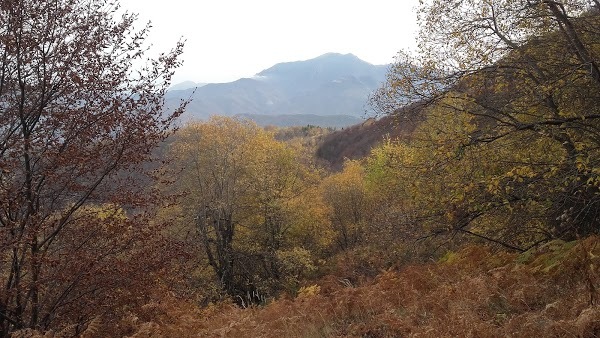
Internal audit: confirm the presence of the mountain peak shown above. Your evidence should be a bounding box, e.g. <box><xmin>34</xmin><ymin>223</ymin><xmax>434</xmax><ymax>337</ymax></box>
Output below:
<box><xmin>315</xmin><ymin>52</ymin><xmax>361</xmax><ymax>60</ymax></box>
<box><xmin>256</xmin><ymin>53</ymin><xmax>382</xmax><ymax>78</ymax></box>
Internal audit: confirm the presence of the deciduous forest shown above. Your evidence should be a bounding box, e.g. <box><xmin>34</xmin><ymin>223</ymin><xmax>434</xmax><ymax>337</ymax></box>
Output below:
<box><xmin>2</xmin><ymin>0</ymin><xmax>600</xmax><ymax>337</ymax></box>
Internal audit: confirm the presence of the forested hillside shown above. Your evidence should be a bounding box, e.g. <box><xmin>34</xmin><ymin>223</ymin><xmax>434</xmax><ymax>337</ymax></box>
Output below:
<box><xmin>3</xmin><ymin>0</ymin><xmax>600</xmax><ymax>337</ymax></box>
<box><xmin>316</xmin><ymin>104</ymin><xmax>424</xmax><ymax>169</ymax></box>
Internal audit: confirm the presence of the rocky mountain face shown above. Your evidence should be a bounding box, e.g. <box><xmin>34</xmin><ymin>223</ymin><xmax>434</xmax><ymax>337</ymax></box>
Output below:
<box><xmin>166</xmin><ymin>53</ymin><xmax>388</xmax><ymax>126</ymax></box>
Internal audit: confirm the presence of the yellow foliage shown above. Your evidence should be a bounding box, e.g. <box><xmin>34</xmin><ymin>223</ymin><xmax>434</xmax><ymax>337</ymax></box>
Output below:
<box><xmin>167</xmin><ymin>117</ymin><xmax>331</xmax><ymax>298</ymax></box>
<box><xmin>321</xmin><ymin>160</ymin><xmax>374</xmax><ymax>250</ymax></box>
<box><xmin>296</xmin><ymin>284</ymin><xmax>321</xmax><ymax>298</ymax></box>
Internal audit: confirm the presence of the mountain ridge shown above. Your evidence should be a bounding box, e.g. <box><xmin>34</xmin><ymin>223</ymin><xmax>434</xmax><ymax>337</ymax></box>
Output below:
<box><xmin>166</xmin><ymin>53</ymin><xmax>389</xmax><ymax>126</ymax></box>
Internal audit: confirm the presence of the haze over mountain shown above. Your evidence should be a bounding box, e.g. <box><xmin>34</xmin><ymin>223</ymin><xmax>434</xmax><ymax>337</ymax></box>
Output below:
<box><xmin>165</xmin><ymin>53</ymin><xmax>389</xmax><ymax>127</ymax></box>
<box><xmin>168</xmin><ymin>81</ymin><xmax>206</xmax><ymax>91</ymax></box>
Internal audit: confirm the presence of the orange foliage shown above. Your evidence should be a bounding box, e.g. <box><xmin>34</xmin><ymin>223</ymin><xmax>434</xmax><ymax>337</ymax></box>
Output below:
<box><xmin>111</xmin><ymin>237</ymin><xmax>600</xmax><ymax>337</ymax></box>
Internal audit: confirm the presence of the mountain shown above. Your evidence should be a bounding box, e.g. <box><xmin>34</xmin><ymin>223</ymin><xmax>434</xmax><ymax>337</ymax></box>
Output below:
<box><xmin>165</xmin><ymin>53</ymin><xmax>388</xmax><ymax>126</ymax></box>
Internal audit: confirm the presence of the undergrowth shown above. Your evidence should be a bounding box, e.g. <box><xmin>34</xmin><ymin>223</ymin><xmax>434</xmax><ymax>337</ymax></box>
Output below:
<box><xmin>15</xmin><ymin>237</ymin><xmax>600</xmax><ymax>337</ymax></box>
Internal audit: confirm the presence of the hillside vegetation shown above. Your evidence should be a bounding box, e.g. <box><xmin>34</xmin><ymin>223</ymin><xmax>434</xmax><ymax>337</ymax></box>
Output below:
<box><xmin>316</xmin><ymin>105</ymin><xmax>424</xmax><ymax>170</ymax></box>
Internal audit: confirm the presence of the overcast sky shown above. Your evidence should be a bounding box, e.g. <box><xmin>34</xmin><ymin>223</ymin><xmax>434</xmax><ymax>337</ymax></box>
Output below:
<box><xmin>118</xmin><ymin>0</ymin><xmax>420</xmax><ymax>84</ymax></box>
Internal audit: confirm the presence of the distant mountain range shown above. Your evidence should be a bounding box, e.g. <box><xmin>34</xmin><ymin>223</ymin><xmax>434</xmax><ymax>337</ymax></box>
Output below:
<box><xmin>165</xmin><ymin>53</ymin><xmax>389</xmax><ymax>127</ymax></box>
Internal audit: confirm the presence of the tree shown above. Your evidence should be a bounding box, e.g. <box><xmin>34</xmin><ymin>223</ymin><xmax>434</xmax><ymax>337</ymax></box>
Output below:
<box><xmin>0</xmin><ymin>0</ymin><xmax>185</xmax><ymax>334</ymax></box>
<box><xmin>372</xmin><ymin>0</ymin><xmax>600</xmax><ymax>243</ymax></box>
<box><xmin>170</xmin><ymin>117</ymin><xmax>323</xmax><ymax>301</ymax></box>
<box><xmin>170</xmin><ymin>117</ymin><xmax>262</xmax><ymax>297</ymax></box>
<box><xmin>321</xmin><ymin>161</ymin><xmax>373</xmax><ymax>251</ymax></box>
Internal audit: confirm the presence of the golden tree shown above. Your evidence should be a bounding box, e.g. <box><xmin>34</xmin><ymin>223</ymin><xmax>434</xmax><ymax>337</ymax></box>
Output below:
<box><xmin>321</xmin><ymin>161</ymin><xmax>373</xmax><ymax>251</ymax></box>
<box><xmin>170</xmin><ymin>117</ymin><xmax>321</xmax><ymax>301</ymax></box>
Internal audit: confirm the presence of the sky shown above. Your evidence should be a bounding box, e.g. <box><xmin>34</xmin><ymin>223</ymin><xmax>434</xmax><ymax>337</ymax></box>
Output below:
<box><xmin>118</xmin><ymin>0</ymin><xmax>421</xmax><ymax>84</ymax></box>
